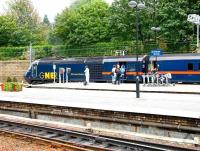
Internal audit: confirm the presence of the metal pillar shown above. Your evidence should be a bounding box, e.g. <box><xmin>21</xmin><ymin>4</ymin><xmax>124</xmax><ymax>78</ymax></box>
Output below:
<box><xmin>197</xmin><ymin>24</ymin><xmax>199</xmax><ymax>48</ymax></box>
<box><xmin>29</xmin><ymin>42</ymin><xmax>32</xmax><ymax>65</ymax></box>
<box><xmin>136</xmin><ymin>10</ymin><xmax>140</xmax><ymax>98</ymax></box>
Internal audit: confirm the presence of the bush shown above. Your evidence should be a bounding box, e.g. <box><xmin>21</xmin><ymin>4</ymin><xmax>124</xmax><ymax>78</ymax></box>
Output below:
<box><xmin>13</xmin><ymin>83</ymin><xmax>23</xmax><ymax>91</ymax></box>
<box><xmin>2</xmin><ymin>77</ymin><xmax>23</xmax><ymax>92</ymax></box>
<box><xmin>4</xmin><ymin>82</ymin><xmax>13</xmax><ymax>91</ymax></box>
<box><xmin>6</xmin><ymin>77</ymin><xmax>12</xmax><ymax>82</ymax></box>
<box><xmin>13</xmin><ymin>77</ymin><xmax>18</xmax><ymax>82</ymax></box>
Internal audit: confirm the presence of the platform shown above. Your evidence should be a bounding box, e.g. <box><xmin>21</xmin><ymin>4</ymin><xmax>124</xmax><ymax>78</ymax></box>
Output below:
<box><xmin>0</xmin><ymin>83</ymin><xmax>200</xmax><ymax>119</ymax></box>
<box><xmin>29</xmin><ymin>82</ymin><xmax>200</xmax><ymax>94</ymax></box>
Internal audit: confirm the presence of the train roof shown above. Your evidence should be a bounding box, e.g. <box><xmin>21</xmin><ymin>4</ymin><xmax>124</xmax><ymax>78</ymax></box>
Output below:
<box><xmin>154</xmin><ymin>53</ymin><xmax>200</xmax><ymax>61</ymax></box>
<box><xmin>34</xmin><ymin>53</ymin><xmax>200</xmax><ymax>64</ymax></box>
<box><xmin>37</xmin><ymin>58</ymin><xmax>84</xmax><ymax>64</ymax></box>
<box><xmin>36</xmin><ymin>56</ymin><xmax>138</xmax><ymax>64</ymax></box>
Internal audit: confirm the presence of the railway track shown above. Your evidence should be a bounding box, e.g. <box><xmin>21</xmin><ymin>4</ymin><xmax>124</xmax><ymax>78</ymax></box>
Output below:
<box><xmin>0</xmin><ymin>119</ymin><xmax>196</xmax><ymax>151</ymax></box>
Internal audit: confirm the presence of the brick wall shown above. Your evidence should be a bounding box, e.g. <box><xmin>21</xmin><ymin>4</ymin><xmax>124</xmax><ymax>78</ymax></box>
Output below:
<box><xmin>0</xmin><ymin>60</ymin><xmax>29</xmax><ymax>82</ymax></box>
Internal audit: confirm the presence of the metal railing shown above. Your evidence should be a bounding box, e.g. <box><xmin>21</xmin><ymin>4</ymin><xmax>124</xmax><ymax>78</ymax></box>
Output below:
<box><xmin>0</xmin><ymin>42</ymin><xmax>196</xmax><ymax>61</ymax></box>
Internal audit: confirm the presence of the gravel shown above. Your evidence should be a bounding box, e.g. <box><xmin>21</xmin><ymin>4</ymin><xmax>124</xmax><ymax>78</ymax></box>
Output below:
<box><xmin>0</xmin><ymin>134</ymin><xmax>69</xmax><ymax>151</ymax></box>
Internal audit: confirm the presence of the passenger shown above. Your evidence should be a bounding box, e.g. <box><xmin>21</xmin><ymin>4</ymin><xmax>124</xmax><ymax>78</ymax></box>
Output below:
<box><xmin>151</xmin><ymin>67</ymin><xmax>158</xmax><ymax>74</ymax></box>
<box><xmin>115</xmin><ymin>64</ymin><xmax>121</xmax><ymax>85</ymax></box>
<box><xmin>166</xmin><ymin>73</ymin><xmax>172</xmax><ymax>84</ymax></box>
<box><xmin>151</xmin><ymin>67</ymin><xmax>158</xmax><ymax>84</ymax></box>
<box><xmin>84</xmin><ymin>65</ymin><xmax>90</xmax><ymax>85</ymax></box>
<box><xmin>111</xmin><ymin>65</ymin><xmax>116</xmax><ymax>84</ymax></box>
<box><xmin>120</xmin><ymin>64</ymin><xmax>126</xmax><ymax>83</ymax></box>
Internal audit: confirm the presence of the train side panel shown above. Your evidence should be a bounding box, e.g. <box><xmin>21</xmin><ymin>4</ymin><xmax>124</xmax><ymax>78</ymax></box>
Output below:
<box><xmin>157</xmin><ymin>59</ymin><xmax>200</xmax><ymax>83</ymax></box>
<box><xmin>102</xmin><ymin>57</ymin><xmax>141</xmax><ymax>82</ymax></box>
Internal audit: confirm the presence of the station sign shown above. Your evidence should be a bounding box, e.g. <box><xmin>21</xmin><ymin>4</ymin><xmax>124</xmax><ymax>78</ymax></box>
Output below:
<box><xmin>150</xmin><ymin>49</ymin><xmax>163</xmax><ymax>57</ymax></box>
<box><xmin>187</xmin><ymin>14</ymin><xmax>200</xmax><ymax>25</ymax></box>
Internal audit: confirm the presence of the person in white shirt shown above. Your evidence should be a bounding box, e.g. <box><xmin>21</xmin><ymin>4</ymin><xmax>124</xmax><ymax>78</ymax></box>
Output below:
<box><xmin>111</xmin><ymin>65</ymin><xmax>116</xmax><ymax>84</ymax></box>
<box><xmin>84</xmin><ymin>65</ymin><xmax>90</xmax><ymax>85</ymax></box>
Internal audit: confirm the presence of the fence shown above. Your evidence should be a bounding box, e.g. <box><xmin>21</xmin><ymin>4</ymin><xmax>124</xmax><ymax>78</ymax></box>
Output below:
<box><xmin>0</xmin><ymin>41</ymin><xmax>196</xmax><ymax>61</ymax></box>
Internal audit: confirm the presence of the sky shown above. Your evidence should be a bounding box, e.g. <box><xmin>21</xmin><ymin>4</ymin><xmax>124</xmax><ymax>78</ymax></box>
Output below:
<box><xmin>0</xmin><ymin>0</ymin><xmax>114</xmax><ymax>22</ymax></box>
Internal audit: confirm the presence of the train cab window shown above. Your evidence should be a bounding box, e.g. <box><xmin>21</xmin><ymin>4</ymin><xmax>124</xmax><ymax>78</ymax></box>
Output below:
<box><xmin>187</xmin><ymin>63</ymin><xmax>193</xmax><ymax>71</ymax></box>
<box><xmin>198</xmin><ymin>63</ymin><xmax>200</xmax><ymax>70</ymax></box>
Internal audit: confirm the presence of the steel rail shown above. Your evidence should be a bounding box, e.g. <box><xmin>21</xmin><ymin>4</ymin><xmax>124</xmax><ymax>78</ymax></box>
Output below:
<box><xmin>0</xmin><ymin>130</ymin><xmax>92</xmax><ymax>151</ymax></box>
<box><xmin>0</xmin><ymin>119</ymin><xmax>196</xmax><ymax>151</ymax></box>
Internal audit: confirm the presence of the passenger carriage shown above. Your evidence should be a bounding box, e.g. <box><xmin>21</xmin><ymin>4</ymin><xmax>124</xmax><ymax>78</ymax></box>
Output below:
<box><xmin>24</xmin><ymin>53</ymin><xmax>200</xmax><ymax>84</ymax></box>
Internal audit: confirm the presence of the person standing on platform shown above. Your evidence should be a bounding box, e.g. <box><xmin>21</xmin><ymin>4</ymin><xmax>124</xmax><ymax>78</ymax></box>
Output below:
<box><xmin>111</xmin><ymin>65</ymin><xmax>116</xmax><ymax>84</ymax></box>
<box><xmin>120</xmin><ymin>64</ymin><xmax>126</xmax><ymax>83</ymax></box>
<box><xmin>84</xmin><ymin>65</ymin><xmax>90</xmax><ymax>85</ymax></box>
<box><xmin>115</xmin><ymin>64</ymin><xmax>121</xmax><ymax>85</ymax></box>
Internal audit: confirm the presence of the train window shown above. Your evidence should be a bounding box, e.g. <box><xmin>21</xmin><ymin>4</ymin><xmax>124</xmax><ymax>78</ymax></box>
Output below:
<box><xmin>199</xmin><ymin>63</ymin><xmax>200</xmax><ymax>70</ymax></box>
<box><xmin>127</xmin><ymin>64</ymin><xmax>136</xmax><ymax>71</ymax></box>
<box><xmin>187</xmin><ymin>63</ymin><xmax>193</xmax><ymax>70</ymax></box>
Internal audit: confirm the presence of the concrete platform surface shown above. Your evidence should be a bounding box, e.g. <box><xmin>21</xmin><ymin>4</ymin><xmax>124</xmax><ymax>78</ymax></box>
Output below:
<box><xmin>0</xmin><ymin>86</ymin><xmax>200</xmax><ymax>119</ymax></box>
<box><xmin>30</xmin><ymin>82</ymin><xmax>199</xmax><ymax>94</ymax></box>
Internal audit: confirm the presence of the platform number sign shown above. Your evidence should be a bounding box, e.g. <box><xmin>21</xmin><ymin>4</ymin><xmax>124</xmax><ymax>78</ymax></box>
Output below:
<box><xmin>150</xmin><ymin>49</ymin><xmax>163</xmax><ymax>57</ymax></box>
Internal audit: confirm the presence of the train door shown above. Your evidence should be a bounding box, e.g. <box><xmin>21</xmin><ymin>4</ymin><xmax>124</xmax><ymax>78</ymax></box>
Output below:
<box><xmin>150</xmin><ymin>57</ymin><xmax>159</xmax><ymax>72</ymax></box>
<box><xmin>85</xmin><ymin>58</ymin><xmax>103</xmax><ymax>82</ymax></box>
<box><xmin>119</xmin><ymin>62</ymin><xmax>127</xmax><ymax>68</ymax></box>
<box><xmin>152</xmin><ymin>60</ymin><xmax>157</xmax><ymax>68</ymax></box>
<box><xmin>32</xmin><ymin>63</ymin><xmax>38</xmax><ymax>78</ymax></box>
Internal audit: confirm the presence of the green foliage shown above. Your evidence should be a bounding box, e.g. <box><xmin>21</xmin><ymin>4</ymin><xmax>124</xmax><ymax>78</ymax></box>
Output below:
<box><xmin>0</xmin><ymin>46</ymin><xmax>25</xmax><ymax>60</ymax></box>
<box><xmin>53</xmin><ymin>0</ymin><xmax>110</xmax><ymax>46</ymax></box>
<box><xmin>70</xmin><ymin>0</ymin><xmax>91</xmax><ymax>10</ymax></box>
<box><xmin>0</xmin><ymin>0</ymin><xmax>50</xmax><ymax>46</ymax></box>
<box><xmin>0</xmin><ymin>15</ymin><xmax>16</xmax><ymax>46</ymax></box>
<box><xmin>6</xmin><ymin>77</ymin><xmax>12</xmax><ymax>82</ymax></box>
<box><xmin>108</xmin><ymin>0</ymin><xmax>133</xmax><ymax>41</ymax></box>
<box><xmin>13</xmin><ymin>77</ymin><xmax>18</xmax><ymax>82</ymax></box>
<box><xmin>157</xmin><ymin>0</ymin><xmax>193</xmax><ymax>42</ymax></box>
<box><xmin>0</xmin><ymin>0</ymin><xmax>199</xmax><ymax>56</ymax></box>
<box><xmin>4</xmin><ymin>82</ymin><xmax>13</xmax><ymax>91</ymax></box>
<box><xmin>3</xmin><ymin>82</ymin><xmax>23</xmax><ymax>92</ymax></box>
<box><xmin>14</xmin><ymin>82</ymin><xmax>23</xmax><ymax>91</ymax></box>
<box><xmin>0</xmin><ymin>45</ymin><xmax>53</xmax><ymax>60</ymax></box>
<box><xmin>51</xmin><ymin>0</ymin><xmax>197</xmax><ymax>53</ymax></box>
<box><xmin>3</xmin><ymin>76</ymin><xmax>23</xmax><ymax>91</ymax></box>
<box><xmin>43</xmin><ymin>14</ymin><xmax>50</xmax><ymax>26</ymax></box>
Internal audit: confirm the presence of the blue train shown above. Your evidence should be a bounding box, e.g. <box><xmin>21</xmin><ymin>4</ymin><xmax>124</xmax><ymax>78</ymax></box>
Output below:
<box><xmin>24</xmin><ymin>53</ymin><xmax>200</xmax><ymax>84</ymax></box>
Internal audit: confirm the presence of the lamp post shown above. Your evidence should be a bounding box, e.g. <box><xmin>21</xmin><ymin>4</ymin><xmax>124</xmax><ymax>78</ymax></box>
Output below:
<box><xmin>187</xmin><ymin>14</ymin><xmax>200</xmax><ymax>48</ymax></box>
<box><xmin>151</xmin><ymin>26</ymin><xmax>161</xmax><ymax>49</ymax></box>
<box><xmin>151</xmin><ymin>27</ymin><xmax>161</xmax><ymax>43</ymax></box>
<box><xmin>128</xmin><ymin>0</ymin><xmax>145</xmax><ymax>98</ymax></box>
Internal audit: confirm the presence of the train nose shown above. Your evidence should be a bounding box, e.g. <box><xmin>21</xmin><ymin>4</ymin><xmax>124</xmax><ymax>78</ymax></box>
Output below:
<box><xmin>24</xmin><ymin>72</ymin><xmax>31</xmax><ymax>84</ymax></box>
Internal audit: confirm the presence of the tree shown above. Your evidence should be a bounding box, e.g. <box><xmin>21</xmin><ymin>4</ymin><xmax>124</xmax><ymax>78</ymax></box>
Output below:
<box><xmin>0</xmin><ymin>15</ymin><xmax>16</xmax><ymax>46</ymax></box>
<box><xmin>108</xmin><ymin>0</ymin><xmax>133</xmax><ymax>41</ymax></box>
<box><xmin>155</xmin><ymin>0</ymin><xmax>200</xmax><ymax>51</ymax></box>
<box><xmin>70</xmin><ymin>0</ymin><xmax>91</xmax><ymax>10</ymax></box>
<box><xmin>3</xmin><ymin>0</ymin><xmax>47</xmax><ymax>46</ymax></box>
<box><xmin>43</xmin><ymin>14</ymin><xmax>50</xmax><ymax>26</ymax></box>
<box><xmin>53</xmin><ymin>0</ymin><xmax>110</xmax><ymax>46</ymax></box>
<box><xmin>108</xmin><ymin>0</ymin><xmax>155</xmax><ymax>42</ymax></box>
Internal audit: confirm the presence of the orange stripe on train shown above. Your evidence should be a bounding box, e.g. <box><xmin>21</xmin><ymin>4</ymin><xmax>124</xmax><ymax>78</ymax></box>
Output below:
<box><xmin>158</xmin><ymin>71</ymin><xmax>200</xmax><ymax>75</ymax></box>
<box><xmin>102</xmin><ymin>71</ymin><xmax>200</xmax><ymax>75</ymax></box>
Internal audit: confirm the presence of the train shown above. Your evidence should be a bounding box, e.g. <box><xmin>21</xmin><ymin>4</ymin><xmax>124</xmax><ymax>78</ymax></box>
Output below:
<box><xmin>24</xmin><ymin>53</ymin><xmax>200</xmax><ymax>84</ymax></box>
